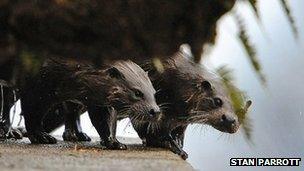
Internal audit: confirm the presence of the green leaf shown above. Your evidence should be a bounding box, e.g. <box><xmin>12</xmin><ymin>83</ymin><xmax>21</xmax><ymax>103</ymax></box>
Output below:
<box><xmin>234</xmin><ymin>14</ymin><xmax>266</xmax><ymax>85</ymax></box>
<box><xmin>247</xmin><ymin>0</ymin><xmax>259</xmax><ymax>19</ymax></box>
<box><xmin>280</xmin><ymin>0</ymin><xmax>298</xmax><ymax>38</ymax></box>
<box><xmin>152</xmin><ymin>58</ymin><xmax>165</xmax><ymax>73</ymax></box>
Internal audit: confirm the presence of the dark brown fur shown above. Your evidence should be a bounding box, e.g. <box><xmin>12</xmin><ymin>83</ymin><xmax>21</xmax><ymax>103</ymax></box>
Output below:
<box><xmin>34</xmin><ymin>52</ymin><xmax>239</xmax><ymax>159</ymax></box>
<box><xmin>21</xmin><ymin>58</ymin><xmax>160</xmax><ymax>149</ymax></box>
<box><xmin>132</xmin><ymin>52</ymin><xmax>239</xmax><ymax>159</ymax></box>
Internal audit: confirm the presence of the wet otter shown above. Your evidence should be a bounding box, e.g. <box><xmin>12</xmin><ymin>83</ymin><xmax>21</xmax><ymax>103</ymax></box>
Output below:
<box><xmin>0</xmin><ymin>80</ymin><xmax>22</xmax><ymax>139</ymax></box>
<box><xmin>38</xmin><ymin>52</ymin><xmax>242</xmax><ymax>159</ymax></box>
<box><xmin>131</xmin><ymin>51</ymin><xmax>241</xmax><ymax>159</ymax></box>
<box><xmin>21</xmin><ymin>58</ymin><xmax>160</xmax><ymax>149</ymax></box>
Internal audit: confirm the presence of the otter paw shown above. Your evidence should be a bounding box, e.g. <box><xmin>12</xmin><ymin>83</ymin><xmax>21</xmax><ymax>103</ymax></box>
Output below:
<box><xmin>29</xmin><ymin>132</ymin><xmax>57</xmax><ymax>144</ymax></box>
<box><xmin>180</xmin><ymin>151</ymin><xmax>188</xmax><ymax>160</ymax></box>
<box><xmin>0</xmin><ymin>126</ymin><xmax>8</xmax><ymax>140</ymax></box>
<box><xmin>17</xmin><ymin>127</ymin><xmax>28</xmax><ymax>137</ymax></box>
<box><xmin>103</xmin><ymin>139</ymin><xmax>127</xmax><ymax>150</ymax></box>
<box><xmin>63</xmin><ymin>130</ymin><xmax>91</xmax><ymax>142</ymax></box>
<box><xmin>76</xmin><ymin>132</ymin><xmax>91</xmax><ymax>142</ymax></box>
<box><xmin>0</xmin><ymin>125</ymin><xmax>23</xmax><ymax>140</ymax></box>
<box><xmin>6</xmin><ymin>128</ymin><xmax>23</xmax><ymax>139</ymax></box>
<box><xmin>62</xmin><ymin>130</ymin><xmax>78</xmax><ymax>142</ymax></box>
<box><xmin>170</xmin><ymin>146</ymin><xmax>188</xmax><ymax>160</ymax></box>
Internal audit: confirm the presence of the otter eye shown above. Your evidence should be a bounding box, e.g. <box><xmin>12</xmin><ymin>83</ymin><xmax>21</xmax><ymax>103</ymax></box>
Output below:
<box><xmin>133</xmin><ymin>89</ymin><xmax>144</xmax><ymax>99</ymax></box>
<box><xmin>214</xmin><ymin>97</ymin><xmax>223</xmax><ymax>107</ymax></box>
<box><xmin>201</xmin><ymin>81</ymin><xmax>212</xmax><ymax>90</ymax></box>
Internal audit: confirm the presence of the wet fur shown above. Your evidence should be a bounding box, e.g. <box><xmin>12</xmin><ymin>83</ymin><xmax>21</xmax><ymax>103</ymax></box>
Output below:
<box><xmin>37</xmin><ymin>60</ymin><xmax>161</xmax><ymax>142</ymax></box>
<box><xmin>21</xmin><ymin>58</ymin><xmax>159</xmax><ymax>149</ymax></box>
<box><xmin>34</xmin><ymin>52</ymin><xmax>238</xmax><ymax>158</ymax></box>
<box><xmin>132</xmin><ymin>52</ymin><xmax>239</xmax><ymax>159</ymax></box>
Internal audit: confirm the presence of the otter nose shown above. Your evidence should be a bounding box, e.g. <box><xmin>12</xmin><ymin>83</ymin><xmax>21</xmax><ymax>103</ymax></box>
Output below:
<box><xmin>221</xmin><ymin>114</ymin><xmax>236</xmax><ymax>126</ymax></box>
<box><xmin>149</xmin><ymin>108</ymin><xmax>161</xmax><ymax>117</ymax></box>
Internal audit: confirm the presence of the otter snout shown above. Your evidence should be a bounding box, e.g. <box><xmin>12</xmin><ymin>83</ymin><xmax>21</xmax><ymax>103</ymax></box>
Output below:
<box><xmin>220</xmin><ymin>114</ymin><xmax>239</xmax><ymax>133</ymax></box>
<box><xmin>149</xmin><ymin>108</ymin><xmax>161</xmax><ymax>117</ymax></box>
<box><xmin>148</xmin><ymin>106</ymin><xmax>162</xmax><ymax>121</ymax></box>
<box><xmin>221</xmin><ymin>114</ymin><xmax>236</xmax><ymax>126</ymax></box>
<box><xmin>214</xmin><ymin>114</ymin><xmax>239</xmax><ymax>134</ymax></box>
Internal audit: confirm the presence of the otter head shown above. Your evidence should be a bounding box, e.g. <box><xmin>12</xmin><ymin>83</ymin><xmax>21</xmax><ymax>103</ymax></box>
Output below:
<box><xmin>189</xmin><ymin>78</ymin><xmax>240</xmax><ymax>134</ymax></box>
<box><xmin>150</xmin><ymin>52</ymin><xmax>239</xmax><ymax>133</ymax></box>
<box><xmin>106</xmin><ymin>60</ymin><xmax>161</xmax><ymax>122</ymax></box>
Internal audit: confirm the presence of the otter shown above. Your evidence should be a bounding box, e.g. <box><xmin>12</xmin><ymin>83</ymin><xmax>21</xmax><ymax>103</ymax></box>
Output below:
<box><xmin>37</xmin><ymin>51</ymin><xmax>244</xmax><ymax>159</ymax></box>
<box><xmin>0</xmin><ymin>80</ymin><xmax>22</xmax><ymax>139</ymax></box>
<box><xmin>129</xmin><ymin>51</ymin><xmax>241</xmax><ymax>159</ymax></box>
<box><xmin>21</xmin><ymin>58</ymin><xmax>161</xmax><ymax>149</ymax></box>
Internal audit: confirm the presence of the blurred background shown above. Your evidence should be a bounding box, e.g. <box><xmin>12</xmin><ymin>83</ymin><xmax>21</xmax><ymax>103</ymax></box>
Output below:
<box><xmin>7</xmin><ymin>0</ymin><xmax>304</xmax><ymax>170</ymax></box>
<box><xmin>185</xmin><ymin>1</ymin><xmax>304</xmax><ymax>170</ymax></box>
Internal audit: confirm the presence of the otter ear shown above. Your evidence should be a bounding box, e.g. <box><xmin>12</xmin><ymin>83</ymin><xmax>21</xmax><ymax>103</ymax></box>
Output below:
<box><xmin>106</xmin><ymin>67</ymin><xmax>125</xmax><ymax>79</ymax></box>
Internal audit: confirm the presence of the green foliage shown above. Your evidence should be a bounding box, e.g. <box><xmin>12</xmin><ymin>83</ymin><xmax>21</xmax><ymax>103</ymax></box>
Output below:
<box><xmin>237</xmin><ymin>0</ymin><xmax>297</xmax><ymax>85</ymax></box>
<box><xmin>216</xmin><ymin>66</ymin><xmax>253</xmax><ymax>142</ymax></box>
<box><xmin>152</xmin><ymin>58</ymin><xmax>165</xmax><ymax>74</ymax></box>
<box><xmin>280</xmin><ymin>0</ymin><xmax>298</xmax><ymax>38</ymax></box>
<box><xmin>246</xmin><ymin>0</ymin><xmax>259</xmax><ymax>18</ymax></box>
<box><xmin>234</xmin><ymin>14</ymin><xmax>266</xmax><ymax>85</ymax></box>
<box><xmin>20</xmin><ymin>51</ymin><xmax>43</xmax><ymax>74</ymax></box>
<box><xmin>232</xmin><ymin>0</ymin><xmax>298</xmax><ymax>141</ymax></box>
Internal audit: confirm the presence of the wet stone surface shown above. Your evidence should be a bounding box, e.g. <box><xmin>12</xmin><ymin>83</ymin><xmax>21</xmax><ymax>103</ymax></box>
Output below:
<box><xmin>0</xmin><ymin>137</ymin><xmax>193</xmax><ymax>171</ymax></box>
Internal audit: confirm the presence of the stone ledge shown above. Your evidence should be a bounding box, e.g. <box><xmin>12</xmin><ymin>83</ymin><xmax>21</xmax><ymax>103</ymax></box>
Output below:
<box><xmin>0</xmin><ymin>137</ymin><xmax>194</xmax><ymax>171</ymax></box>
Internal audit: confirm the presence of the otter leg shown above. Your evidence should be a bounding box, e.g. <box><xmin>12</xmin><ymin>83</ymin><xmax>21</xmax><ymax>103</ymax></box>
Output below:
<box><xmin>88</xmin><ymin>106</ymin><xmax>127</xmax><ymax>150</ymax></box>
<box><xmin>143</xmin><ymin>131</ymin><xmax>188</xmax><ymax>160</ymax></box>
<box><xmin>147</xmin><ymin>133</ymin><xmax>188</xmax><ymax>160</ymax></box>
<box><xmin>0</xmin><ymin>85</ymin><xmax>12</xmax><ymax>139</ymax></box>
<box><xmin>132</xmin><ymin>122</ymin><xmax>149</xmax><ymax>145</ymax></box>
<box><xmin>0</xmin><ymin>85</ymin><xmax>22</xmax><ymax>140</ymax></box>
<box><xmin>141</xmin><ymin>126</ymin><xmax>188</xmax><ymax>160</ymax></box>
<box><xmin>42</xmin><ymin>107</ymin><xmax>65</xmax><ymax>133</ymax></box>
<box><xmin>165</xmin><ymin>133</ymin><xmax>188</xmax><ymax>160</ymax></box>
<box><xmin>132</xmin><ymin>122</ymin><xmax>164</xmax><ymax>147</ymax></box>
<box><xmin>1</xmin><ymin>104</ymin><xmax>23</xmax><ymax>140</ymax></box>
<box><xmin>23</xmin><ymin>106</ymin><xmax>57</xmax><ymax>144</ymax></box>
<box><xmin>171</xmin><ymin>126</ymin><xmax>187</xmax><ymax>148</ymax></box>
<box><xmin>21</xmin><ymin>90</ymin><xmax>57</xmax><ymax>144</ymax></box>
<box><xmin>62</xmin><ymin>102</ymin><xmax>91</xmax><ymax>142</ymax></box>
